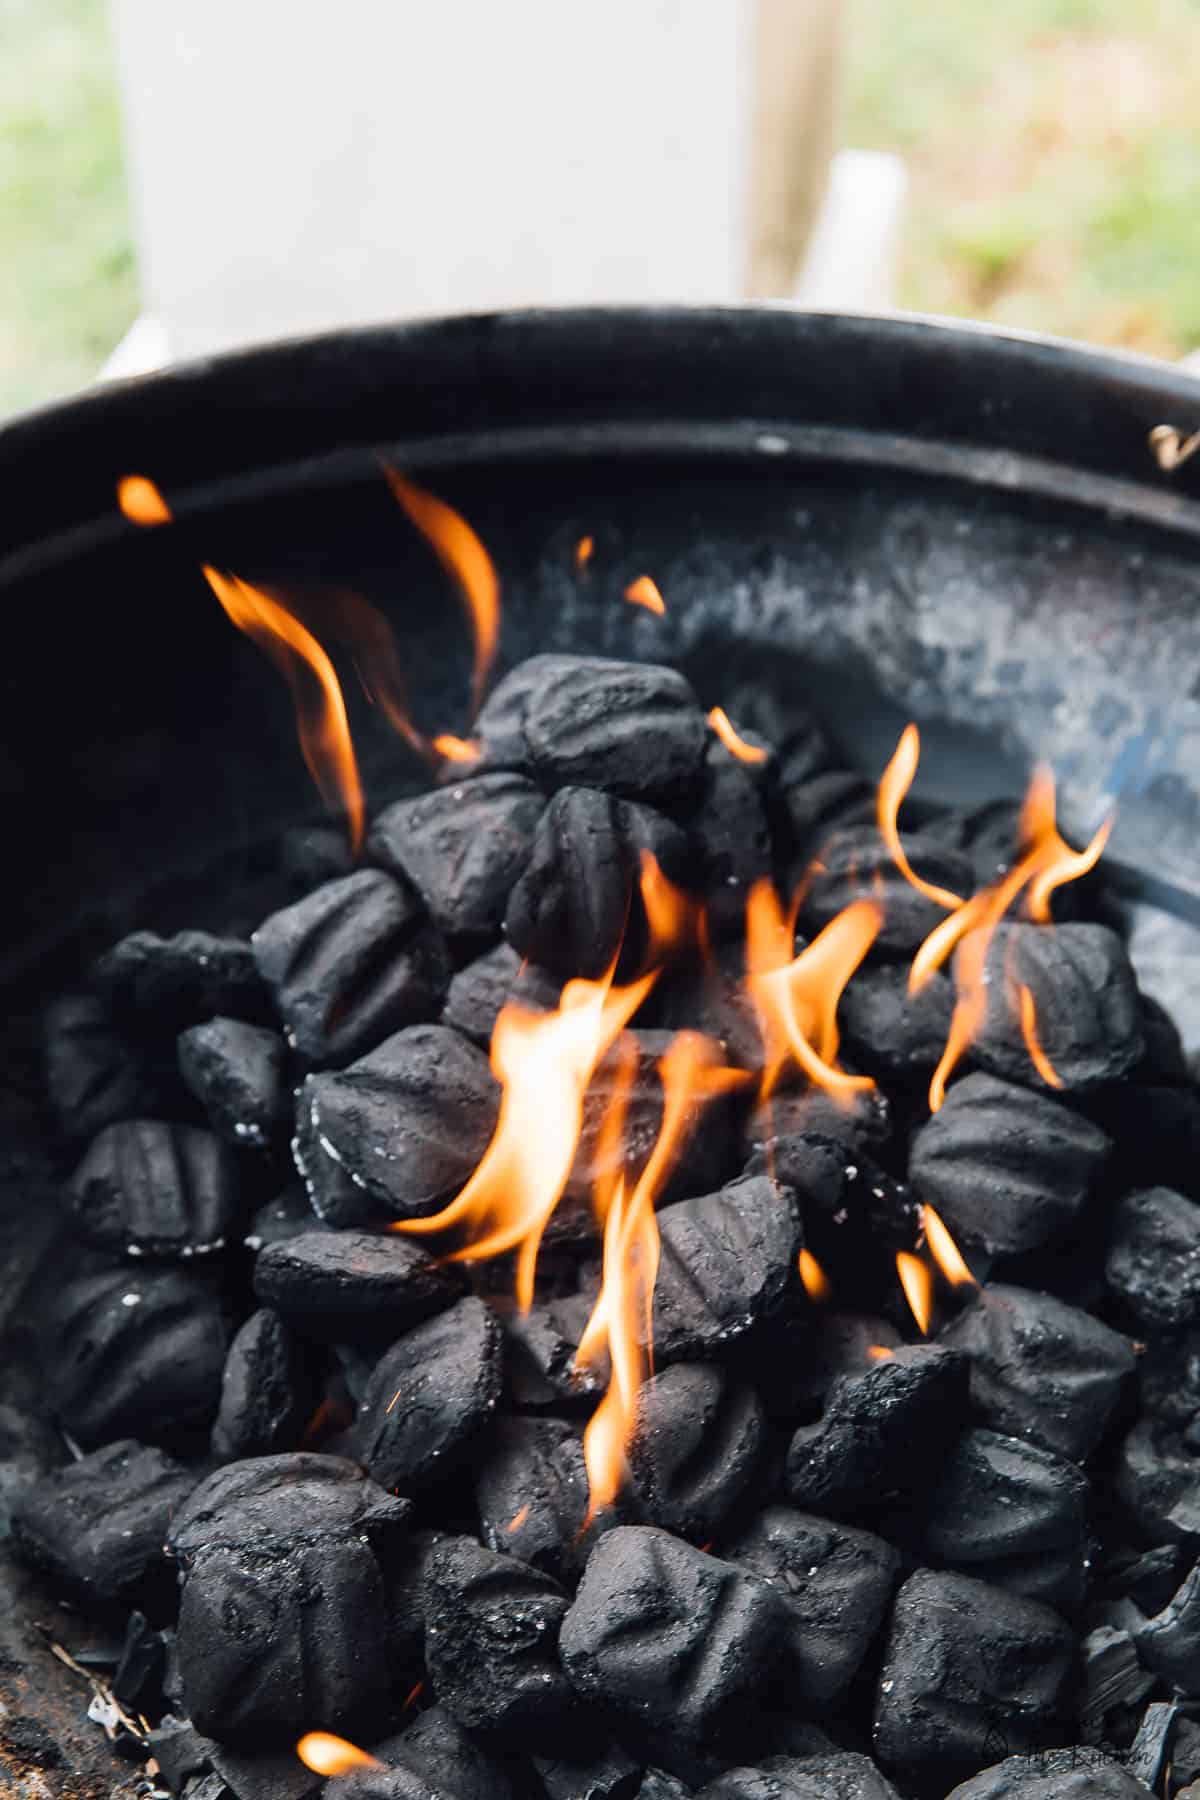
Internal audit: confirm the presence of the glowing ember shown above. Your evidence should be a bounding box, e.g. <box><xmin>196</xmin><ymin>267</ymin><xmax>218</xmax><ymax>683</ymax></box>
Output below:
<box><xmin>383</xmin><ymin>467</ymin><xmax>500</xmax><ymax>716</ymax></box>
<box><xmin>624</xmin><ymin>575</ymin><xmax>666</xmax><ymax>616</ymax></box>
<box><xmin>296</xmin><ymin>1732</ymin><xmax>381</xmax><ymax>1775</ymax></box>
<box><xmin>798</xmin><ymin>1247</ymin><xmax>832</xmax><ymax>1302</ymax></box>
<box><xmin>202</xmin><ymin>566</ymin><xmax>365</xmax><ymax>853</ymax></box>
<box><xmin>507</xmin><ymin>1504</ymin><xmax>531</xmax><ymax>1534</ymax></box>
<box><xmin>1017</xmin><ymin>981</ymin><xmax>1064</xmax><ymax>1088</ymax></box>
<box><xmin>402</xmin><ymin>1679</ymin><xmax>425</xmax><ymax>1713</ymax></box>
<box><xmin>117</xmin><ymin>474</ymin><xmax>172</xmax><ymax>526</ymax></box>
<box><xmin>877</xmin><ymin>725</ymin><xmax>964</xmax><ymax>909</ymax></box>
<box><xmin>921</xmin><ymin>1204</ymin><xmax>976</xmax><ymax>1289</ymax></box>
<box><xmin>576</xmin><ymin>534</ymin><xmax>595</xmax><ymax>570</ymax></box>
<box><xmin>707</xmin><ymin>707</ymin><xmax>769</xmax><ymax>766</ymax></box>
<box><xmin>432</xmin><ymin>732</ymin><xmax>482</xmax><ymax>764</ymax></box>
<box><xmin>896</xmin><ymin>1251</ymin><xmax>934</xmax><ymax>1334</ymax></box>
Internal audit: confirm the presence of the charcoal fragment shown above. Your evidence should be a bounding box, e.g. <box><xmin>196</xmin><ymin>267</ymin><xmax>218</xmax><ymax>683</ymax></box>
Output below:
<box><xmin>1133</xmin><ymin>1560</ymin><xmax>1200</xmax><ymax>1691</ymax></box>
<box><xmin>908</xmin><ymin>1072</ymin><xmax>1111</xmax><ymax>1256</ymax></box>
<box><xmin>369</xmin><ymin>773</ymin><xmax>546</xmax><ymax>937</ymax></box>
<box><xmin>560</xmin><ymin>1527</ymin><xmax>786</xmax><ymax>1753</ymax></box>
<box><xmin>872</xmin><ymin>1568</ymin><xmax>1075</xmax><ymax>1786</ymax></box>
<box><xmin>939</xmin><ymin>1283</ymin><xmax>1135</xmax><ymax>1461</ymax></box>
<box><xmin>944</xmin><ymin>1748</ymin><xmax>1156</xmax><ymax>1797</ymax></box>
<box><xmin>802</xmin><ymin>827</ymin><xmax>975</xmax><ymax>956</ymax></box>
<box><xmin>45</xmin><ymin>1261</ymin><xmax>229</xmax><ymax>1446</ymax></box>
<box><xmin>533</xmin><ymin>1743</ymin><xmax>642</xmax><ymax>1800</ymax></box>
<box><xmin>629</xmin><ymin>1363</ymin><xmax>765</xmax><ymax>1542</ymax></box>
<box><xmin>112</xmin><ymin>1610</ymin><xmax>167</xmax><ymax>1713</ymax></box>
<box><xmin>356</xmin><ymin>1297</ymin><xmax>503</xmax><ymax>1490</ymax></box>
<box><xmin>293</xmin><ymin>1023</ymin><xmax>499</xmax><ymax>1224</ymax></box>
<box><xmin>146</xmin><ymin>1715</ymin><xmax>218</xmax><ymax>1791</ymax></box>
<box><xmin>44</xmin><ymin>992</ymin><xmax>172</xmax><ymax>1139</ymax></box>
<box><xmin>636</xmin><ymin>1773</ymin><xmax>694</xmax><ymax>1800</ymax></box>
<box><xmin>211</xmin><ymin>1308</ymin><xmax>315</xmax><ymax>1460</ymax></box>
<box><xmin>501</xmin><ymin>1290</ymin><xmax>606</xmax><ymax>1407</ymax></box>
<box><xmin>178</xmin><ymin>1017</ymin><xmax>289</xmax><ymax>1150</ymax></box>
<box><xmin>93</xmin><ymin>929</ymin><xmax>270</xmax><ymax>1027</ymax></box>
<box><xmin>424</xmin><ymin>1535</ymin><xmax>579</xmax><ymax>1744</ymax></box>
<box><xmin>509</xmin><ymin>655</ymin><xmax>708</xmax><ymax>804</ymax></box>
<box><xmin>696</xmin><ymin>1753</ymin><xmax>901</xmax><ymax>1799</ymax></box>
<box><xmin>373</xmin><ymin>1703</ymin><xmax>521</xmax><ymax>1800</ymax></box>
<box><xmin>1106</xmin><ymin>1187</ymin><xmax>1200</xmax><ymax>1328</ymax></box>
<box><xmin>254</xmin><ymin>1230</ymin><xmax>462</xmax><ymax>1340</ymax></box>
<box><xmin>724</xmin><ymin>1505</ymin><xmax>899</xmax><ymax>1703</ymax></box>
<box><xmin>1126</xmin><ymin>1702</ymin><xmax>1180</xmax><ymax>1792</ymax></box>
<box><xmin>70</xmin><ymin>1118</ymin><xmax>251</xmax><ymax>1258</ymax></box>
<box><xmin>10</xmin><ymin>1439</ymin><xmax>200</xmax><ymax>1603</ymax></box>
<box><xmin>474</xmin><ymin>1416</ymin><xmax>592</xmax><ymax>1579</ymax></box>
<box><xmin>1114</xmin><ymin>1418</ymin><xmax>1200</xmax><ymax>1544</ymax></box>
<box><xmin>442</xmin><ymin>941</ymin><xmax>560</xmax><ymax>1046</ymax></box>
<box><xmin>1078</xmin><ymin>1625</ymin><xmax>1155</xmax><ymax>1741</ymax></box>
<box><xmin>839</xmin><ymin>962</ymin><xmax>956</xmax><ymax>1082</ymax></box>
<box><xmin>252</xmin><ymin>869</ymin><xmax>448</xmax><ymax>1067</ymax></box>
<box><xmin>650</xmin><ymin>1176</ymin><xmax>802</xmax><ymax>1362</ymax></box>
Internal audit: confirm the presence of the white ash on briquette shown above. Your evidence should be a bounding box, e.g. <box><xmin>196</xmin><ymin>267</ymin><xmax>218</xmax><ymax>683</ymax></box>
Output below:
<box><xmin>9</xmin><ymin>649</ymin><xmax>1200</xmax><ymax>1799</ymax></box>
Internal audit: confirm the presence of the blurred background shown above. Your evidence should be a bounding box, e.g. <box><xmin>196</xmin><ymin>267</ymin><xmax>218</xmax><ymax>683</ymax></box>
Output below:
<box><xmin>2</xmin><ymin>0</ymin><xmax>1199</xmax><ymax>418</ymax></box>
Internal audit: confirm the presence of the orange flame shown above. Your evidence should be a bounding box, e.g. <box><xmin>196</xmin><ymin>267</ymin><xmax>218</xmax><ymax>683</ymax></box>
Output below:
<box><xmin>639</xmin><ymin>850</ymin><xmax>706</xmax><ymax>964</ymax></box>
<box><xmin>296</xmin><ymin>1733</ymin><xmax>381</xmax><ymax>1776</ymax></box>
<box><xmin>576</xmin><ymin>534</ymin><xmax>595</xmax><ymax>570</ymax></box>
<box><xmin>507</xmin><ymin>1504</ymin><xmax>531</xmax><ymax>1534</ymax></box>
<box><xmin>402</xmin><ymin>1679</ymin><xmax>425</xmax><ymax>1713</ymax></box>
<box><xmin>1017</xmin><ymin>982</ymin><xmax>1064</xmax><ymax>1088</ymax></box>
<box><xmin>798</xmin><ymin>1247</ymin><xmax>832</xmax><ymax>1302</ymax></box>
<box><xmin>896</xmin><ymin>1251</ymin><xmax>934</xmax><ymax>1334</ymax></box>
<box><xmin>868</xmin><ymin>1343</ymin><xmax>895</xmax><ymax>1361</ymax></box>
<box><xmin>625</xmin><ymin>576</ymin><xmax>666</xmax><ymax>616</ymax></box>
<box><xmin>383</xmin><ymin>468</ymin><xmax>500</xmax><ymax>717</ymax></box>
<box><xmin>117</xmin><ymin>474</ymin><xmax>172</xmax><ymax>526</ymax></box>
<box><xmin>921</xmin><ymin>1203</ymin><xmax>976</xmax><ymax>1288</ymax></box>
<box><xmin>877</xmin><ymin>725</ymin><xmax>964</xmax><ymax>909</ymax></box>
<box><xmin>708</xmin><ymin>707</ymin><xmax>769</xmax><ymax>766</ymax></box>
<box><xmin>432</xmin><ymin>732</ymin><xmax>482</xmax><ymax>765</ymax></box>
<box><xmin>745</xmin><ymin>880</ymin><xmax>881</xmax><ymax>1101</ymax></box>
<box><xmin>202</xmin><ymin>567</ymin><xmax>365</xmax><ymax>853</ymax></box>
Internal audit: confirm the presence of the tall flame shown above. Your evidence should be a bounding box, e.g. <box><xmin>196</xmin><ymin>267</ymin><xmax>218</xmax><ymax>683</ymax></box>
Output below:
<box><xmin>296</xmin><ymin>1733</ymin><xmax>381</xmax><ymax>1775</ymax></box>
<box><xmin>877</xmin><ymin>724</ymin><xmax>964</xmax><ymax>909</ymax></box>
<box><xmin>203</xmin><ymin>567</ymin><xmax>365</xmax><ymax>853</ymax></box>
<box><xmin>117</xmin><ymin>474</ymin><xmax>172</xmax><ymax>526</ymax></box>
<box><xmin>708</xmin><ymin>707</ymin><xmax>769</xmax><ymax>766</ymax></box>
<box><xmin>1017</xmin><ymin>981</ymin><xmax>1064</xmax><ymax>1088</ymax></box>
<box><xmin>896</xmin><ymin>1251</ymin><xmax>934</xmax><ymax>1334</ymax></box>
<box><xmin>383</xmin><ymin>468</ymin><xmax>499</xmax><ymax>717</ymax></box>
<box><xmin>922</xmin><ymin>1203</ymin><xmax>976</xmax><ymax>1289</ymax></box>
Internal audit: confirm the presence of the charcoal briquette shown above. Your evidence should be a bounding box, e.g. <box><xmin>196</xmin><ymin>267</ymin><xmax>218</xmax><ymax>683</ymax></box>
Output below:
<box><xmin>1095</xmin><ymin>1542</ymin><xmax>1188</xmax><ymax>1614</ymax></box>
<box><xmin>423</xmin><ymin>1535</ymin><xmax>579</xmax><ymax>1744</ymax></box>
<box><xmin>651</xmin><ymin>943</ymin><xmax>766</xmax><ymax>1074</ymax></box>
<box><xmin>471</xmin><ymin>654</ymin><xmax>570</xmax><ymax>770</ymax></box>
<box><xmin>509</xmin><ymin>655</ymin><xmax>708</xmax><ymax>805</ymax></box>
<box><xmin>908</xmin><ymin>1071</ymin><xmax>1111</xmax><ymax>1256</ymax></box>
<box><xmin>559</xmin><ymin>1527</ymin><xmax>786</xmax><ymax>1752</ymax></box>
<box><xmin>532</xmin><ymin>1742</ymin><xmax>642</xmax><ymax>1800</ymax></box>
<box><xmin>112</xmin><ymin>1610</ymin><xmax>167</xmax><ymax>1713</ymax></box>
<box><xmin>1100</xmin><ymin>1080</ymin><xmax>1200</xmax><ymax>1201</ymax></box>
<box><xmin>379</xmin><ymin>1526</ymin><xmax>448</xmax><ymax>1669</ymax></box>
<box><xmin>872</xmin><ymin>1568</ymin><xmax>1075</xmax><ymax>1787</ymax></box>
<box><xmin>636</xmin><ymin>1771</ymin><xmax>694</xmax><ymax>1800</ymax></box>
<box><xmin>70</xmin><ymin>1118</ymin><xmax>251</xmax><ymax>1258</ymax></box>
<box><xmin>252</xmin><ymin>868</ymin><xmax>448</xmax><ymax>1067</ymax></box>
<box><xmin>771</xmin><ymin>770</ymin><xmax>878</xmax><ymax>871</ymax></box>
<box><xmin>371</xmin><ymin>1702</ymin><xmax>522</xmax><ymax>1800</ymax></box>
<box><xmin>204</xmin><ymin>1741</ymin><xmax>324</xmax><ymax>1800</ymax></box>
<box><xmin>323</xmin><ymin>1772</ymin><xmax>434</xmax><ymax>1800</ymax></box>
<box><xmin>210</xmin><ymin>1308</ymin><xmax>315</xmax><ymax>1460</ymax></box>
<box><xmin>43</xmin><ymin>992</ymin><xmax>173</xmax><ymax>1140</ymax></box>
<box><xmin>746</xmin><ymin>1084</ymin><xmax>894</xmax><ymax>1167</ymax></box>
<box><xmin>1136</xmin><ymin>1326</ymin><xmax>1200</xmax><ymax>1429</ymax></box>
<box><xmin>278</xmin><ymin>820</ymin><xmax>354</xmax><ymax>892</ymax></box>
<box><xmin>1078</xmin><ymin>1625</ymin><xmax>1155</xmax><ymax>1742</ymax></box>
<box><xmin>93</xmin><ymin>928</ymin><xmax>270</xmax><ymax>1028</ymax></box>
<box><xmin>253</xmin><ymin>1230</ymin><xmax>463</xmax><ymax>1341</ymax></box>
<box><xmin>1106</xmin><ymin>1186</ymin><xmax>1200</xmax><ymax>1328</ymax></box>
<box><xmin>629</xmin><ymin>1362</ymin><xmax>765</xmax><ymax>1542</ymax></box>
<box><xmin>650</xmin><ymin>1175</ymin><xmax>802</xmax><ymax>1363</ymax></box>
<box><xmin>939</xmin><ymin>1282</ymin><xmax>1136</xmax><ymax>1462</ymax></box>
<box><xmin>442</xmin><ymin>941</ymin><xmax>561</xmax><ymax>1047</ymax></box>
<box><xmin>355</xmin><ymin>1296</ymin><xmax>503</xmax><ymax>1490</ymax></box>
<box><xmin>178</xmin><ymin>1017</ymin><xmax>289</xmax><ymax>1151</ymax></box>
<box><xmin>801</xmin><ymin>826</ymin><xmax>976</xmax><ymax>957</ymax></box>
<box><xmin>293</xmin><ymin>1023</ymin><xmax>499</xmax><ymax>1225</ymax></box>
<box><xmin>369</xmin><ymin>773</ymin><xmax>547</xmax><ymax>938</ymax></box>
<box><xmin>245</xmin><ymin>1184</ymin><xmax>326</xmax><ymax>1250</ymax></box>
<box><xmin>945</xmin><ymin>1750</ymin><xmax>1155</xmax><ymax>1797</ymax></box>
<box><xmin>696</xmin><ymin>1753</ymin><xmax>902</xmax><ymax>1800</ymax></box>
<box><xmin>735</xmin><ymin>1310</ymin><xmax>902</xmax><ymax>1422</ymax></box>
<box><xmin>1113</xmin><ymin>1418</ymin><xmax>1200</xmax><ymax>1544</ymax></box>
<box><xmin>500</xmin><ymin>1289</ymin><xmax>606</xmax><ymax>1408</ymax></box>
<box><xmin>10</xmin><ymin>1438</ymin><xmax>200</xmax><ymax>1603</ymax></box>
<box><xmin>474</xmin><ymin>1416</ymin><xmax>594</xmax><ymax>1580</ymax></box>
<box><xmin>723</xmin><ymin>1505</ymin><xmax>900</xmax><ymax>1704</ymax></box>
<box><xmin>1133</xmin><ymin>1559</ymin><xmax>1200</xmax><ymax>1692</ymax></box>
<box><xmin>838</xmin><ymin>961</ymin><xmax>956</xmax><ymax>1082</ymax></box>
<box><xmin>748</xmin><ymin>1133</ymin><xmax>919</xmax><ymax>1295</ymax></box>
<box><xmin>689</xmin><ymin>740</ymin><xmax>773</xmax><ymax>934</ymax></box>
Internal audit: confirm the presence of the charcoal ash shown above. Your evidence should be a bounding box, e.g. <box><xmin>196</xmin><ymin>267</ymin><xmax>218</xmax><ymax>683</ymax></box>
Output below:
<box><xmin>251</xmin><ymin>868</ymin><xmax>449</xmax><ymax>1067</ymax></box>
<box><xmin>474</xmin><ymin>1416</ymin><xmax>598</xmax><ymax>1580</ymax></box>
<box><xmin>44</xmin><ymin>991</ymin><xmax>177</xmax><ymax>1140</ymax></box>
<box><xmin>838</xmin><ymin>962</ymin><xmax>956</xmax><ymax>1083</ymax></box>
<box><xmin>649</xmin><ymin>1175</ymin><xmax>802</xmax><ymax>1362</ymax></box>
<box><xmin>1106</xmin><ymin>1186</ymin><xmax>1200</xmax><ymax>1328</ymax></box>
<box><xmin>210</xmin><ymin>1308</ymin><xmax>315</xmax><ymax>1460</ymax></box>
<box><xmin>354</xmin><ymin>1296</ymin><xmax>503</xmax><ymax>1491</ymax></box>
<box><xmin>688</xmin><ymin>739</ymin><xmax>774</xmax><ymax>935</ymax></box>
<box><xmin>1131</xmin><ymin>1559</ymin><xmax>1200</xmax><ymax>1693</ymax></box>
<box><xmin>943</xmin><ymin>1747</ymin><xmax>1156</xmax><ymax>1797</ymax></box>
<box><xmin>628</xmin><ymin>1363</ymin><xmax>766</xmax><ymax>1543</ymax></box>
<box><xmin>695</xmin><ymin>1753</ymin><xmax>902</xmax><ymax>1799</ymax></box>
<box><xmin>801</xmin><ymin>826</ymin><xmax>976</xmax><ymax>957</ymax></box>
<box><xmin>69</xmin><ymin>1118</ymin><xmax>254</xmax><ymax>1259</ymax></box>
<box><xmin>746</xmin><ymin>1084</ymin><xmax>895</xmax><ymax>1168</ymax></box>
<box><xmin>442</xmin><ymin>941</ymin><xmax>561</xmax><ymax>1046</ymax></box>
<box><xmin>92</xmin><ymin>929</ymin><xmax>271</xmax><ymax>1029</ymax></box>
<box><xmin>368</xmin><ymin>772</ymin><xmax>547</xmax><ymax>939</ymax></box>
<box><xmin>908</xmin><ymin>1072</ymin><xmax>1111</xmax><ymax>1256</ymax></box>
<box><xmin>500</xmin><ymin>1290</ymin><xmax>606</xmax><ymax>1409</ymax></box>
<box><xmin>253</xmin><ymin>1230</ymin><xmax>463</xmax><ymax>1342</ymax></box>
<box><xmin>1113</xmin><ymin>1418</ymin><xmax>1200</xmax><ymax>1544</ymax></box>
<box><xmin>872</xmin><ymin>1568</ymin><xmax>1075</xmax><ymax>1788</ymax></box>
<box><xmin>177</xmin><ymin>1018</ymin><xmax>290</xmax><ymax>1152</ymax></box>
<box><xmin>722</xmin><ymin>1505</ymin><xmax>900</xmax><ymax>1705</ymax></box>
<box><xmin>293</xmin><ymin>1023</ymin><xmax>499</xmax><ymax>1226</ymax></box>
<box><xmin>939</xmin><ymin>1282</ymin><xmax>1135</xmax><ymax>1462</ymax></box>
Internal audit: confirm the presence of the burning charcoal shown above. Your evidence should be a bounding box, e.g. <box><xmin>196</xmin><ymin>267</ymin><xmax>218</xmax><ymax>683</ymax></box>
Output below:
<box><xmin>785</xmin><ymin>1344</ymin><xmax>967</xmax><ymax>1517</ymax></box>
<box><xmin>908</xmin><ymin>1072</ymin><xmax>1111</xmax><ymax>1256</ymax></box>
<box><xmin>505</xmin><ymin>786</ymin><xmax>694</xmax><ymax>980</ymax></box>
<box><xmin>801</xmin><ymin>827</ymin><xmax>975</xmax><ymax>957</ymax></box>
<box><xmin>650</xmin><ymin>1175</ymin><xmax>802</xmax><ymax>1363</ymax></box>
<box><xmin>170</xmin><ymin>1454</ymin><xmax>410</xmax><ymax>1746</ymax></box>
<box><xmin>10</xmin><ymin>1439</ymin><xmax>199</xmax><ymax>1603</ymax></box>
<box><xmin>1106</xmin><ymin>1187</ymin><xmax>1200</xmax><ymax>1328</ymax></box>
<box><xmin>696</xmin><ymin>1754</ymin><xmax>902</xmax><ymax>1799</ymax></box>
<box><xmin>210</xmin><ymin>1308</ymin><xmax>315</xmax><ymax>1460</ymax></box>
<box><xmin>252</xmin><ymin>869</ymin><xmax>448</xmax><ymax>1067</ymax></box>
<box><xmin>474</xmin><ymin>1417</ymin><xmax>592</xmax><ymax>1580</ymax></box>
<box><xmin>690</xmin><ymin>740</ymin><xmax>773</xmax><ymax>934</ymax></box>
<box><xmin>356</xmin><ymin>1297</ymin><xmax>503</xmax><ymax>1490</ymax></box>
<box><xmin>961</xmin><ymin>922</ymin><xmax>1143</xmax><ymax>1092</ymax></box>
<box><xmin>373</xmin><ymin>1703</ymin><xmax>522</xmax><ymax>1800</ymax></box>
<box><xmin>501</xmin><ymin>1290</ymin><xmax>606</xmax><ymax>1408</ymax></box>
<box><xmin>839</xmin><ymin>962</ymin><xmax>956</xmax><ymax>1082</ymax></box>
<box><xmin>747</xmin><ymin>1084</ymin><xmax>894</xmax><ymax>1166</ymax></box>
<box><xmin>906</xmin><ymin>1427</ymin><xmax>1089</xmax><ymax>1612</ymax></box>
<box><xmin>43</xmin><ymin>992</ymin><xmax>173</xmax><ymax>1140</ymax></box>
<box><xmin>177</xmin><ymin>1017</ymin><xmax>289</xmax><ymax>1151</ymax></box>
<box><xmin>652</xmin><ymin>944</ymin><xmax>765</xmax><ymax>1073</ymax></box>
<box><xmin>771</xmin><ymin>769</ymin><xmax>877</xmax><ymax>869</ymax></box>
<box><xmin>533</xmin><ymin>1742</ymin><xmax>642</xmax><ymax>1800</ymax></box>
<box><xmin>939</xmin><ymin>1283</ymin><xmax>1135</xmax><ymax>1461</ymax></box>
<box><xmin>723</xmin><ymin>1506</ymin><xmax>900</xmax><ymax>1703</ymax></box>
<box><xmin>749</xmin><ymin>1134</ymin><xmax>920</xmax><ymax>1295</ymax></box>
<box><xmin>69</xmin><ymin>1118</ymin><xmax>251</xmax><ymax>1258</ymax></box>
<box><xmin>369</xmin><ymin>773</ymin><xmax>546</xmax><ymax>939</ymax></box>
<box><xmin>93</xmin><ymin>928</ymin><xmax>270</xmax><ymax>1027</ymax></box>
<box><xmin>293</xmin><ymin>1023</ymin><xmax>499</xmax><ymax>1225</ymax></box>
<box><xmin>443</xmin><ymin>941</ymin><xmax>561</xmax><ymax>1046</ymax></box>
<box><xmin>872</xmin><ymin>1568</ymin><xmax>1075</xmax><ymax>1787</ymax></box>
<box><xmin>254</xmin><ymin>1230</ymin><xmax>463</xmax><ymax>1341</ymax></box>
<box><xmin>1114</xmin><ymin>1419</ymin><xmax>1200</xmax><ymax>1543</ymax></box>
<box><xmin>944</xmin><ymin>1748</ymin><xmax>1156</xmax><ymax>1797</ymax></box>
<box><xmin>279</xmin><ymin>820</ymin><xmax>354</xmax><ymax>892</ymax></box>
<box><xmin>561</xmin><ymin>1527</ymin><xmax>785</xmax><ymax>1757</ymax></box>
<box><xmin>629</xmin><ymin>1363</ymin><xmax>765</xmax><ymax>1542</ymax></box>
<box><xmin>423</xmin><ymin>1535</ymin><xmax>579</xmax><ymax>1744</ymax></box>
<box><xmin>45</xmin><ymin>1261</ymin><xmax>229</xmax><ymax>1446</ymax></box>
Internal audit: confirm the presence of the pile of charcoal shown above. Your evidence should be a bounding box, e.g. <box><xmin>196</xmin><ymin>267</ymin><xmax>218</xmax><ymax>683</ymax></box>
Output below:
<box><xmin>10</xmin><ymin>651</ymin><xmax>1200</xmax><ymax>1800</ymax></box>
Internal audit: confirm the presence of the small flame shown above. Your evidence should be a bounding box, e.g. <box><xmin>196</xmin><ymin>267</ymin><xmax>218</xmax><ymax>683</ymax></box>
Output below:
<box><xmin>383</xmin><ymin>468</ymin><xmax>500</xmax><ymax>717</ymax></box>
<box><xmin>1017</xmin><ymin>982</ymin><xmax>1064</xmax><ymax>1088</ymax></box>
<box><xmin>507</xmin><ymin>1503</ymin><xmax>531</xmax><ymax>1534</ymax></box>
<box><xmin>576</xmin><ymin>534</ymin><xmax>595</xmax><ymax>570</ymax></box>
<box><xmin>296</xmin><ymin>1733</ymin><xmax>381</xmax><ymax>1776</ymax></box>
<box><xmin>896</xmin><ymin>1251</ymin><xmax>934</xmax><ymax>1335</ymax></box>
<box><xmin>877</xmin><ymin>725</ymin><xmax>964</xmax><ymax>909</ymax></box>
<box><xmin>708</xmin><ymin>707</ymin><xmax>769</xmax><ymax>766</ymax></box>
<box><xmin>798</xmin><ymin>1247</ymin><xmax>832</xmax><ymax>1302</ymax></box>
<box><xmin>432</xmin><ymin>732</ymin><xmax>482</xmax><ymax>765</ymax></box>
<box><xmin>203</xmin><ymin>567</ymin><xmax>365</xmax><ymax>852</ymax></box>
<box><xmin>921</xmin><ymin>1204</ymin><xmax>976</xmax><ymax>1288</ymax></box>
<box><xmin>402</xmin><ymin>1679</ymin><xmax>425</xmax><ymax>1713</ymax></box>
<box><xmin>625</xmin><ymin>576</ymin><xmax>666</xmax><ymax>616</ymax></box>
<box><xmin>867</xmin><ymin>1343</ymin><xmax>895</xmax><ymax>1361</ymax></box>
<box><xmin>639</xmin><ymin>850</ymin><xmax>706</xmax><ymax>963</ymax></box>
<box><xmin>117</xmin><ymin>474</ymin><xmax>172</xmax><ymax>526</ymax></box>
